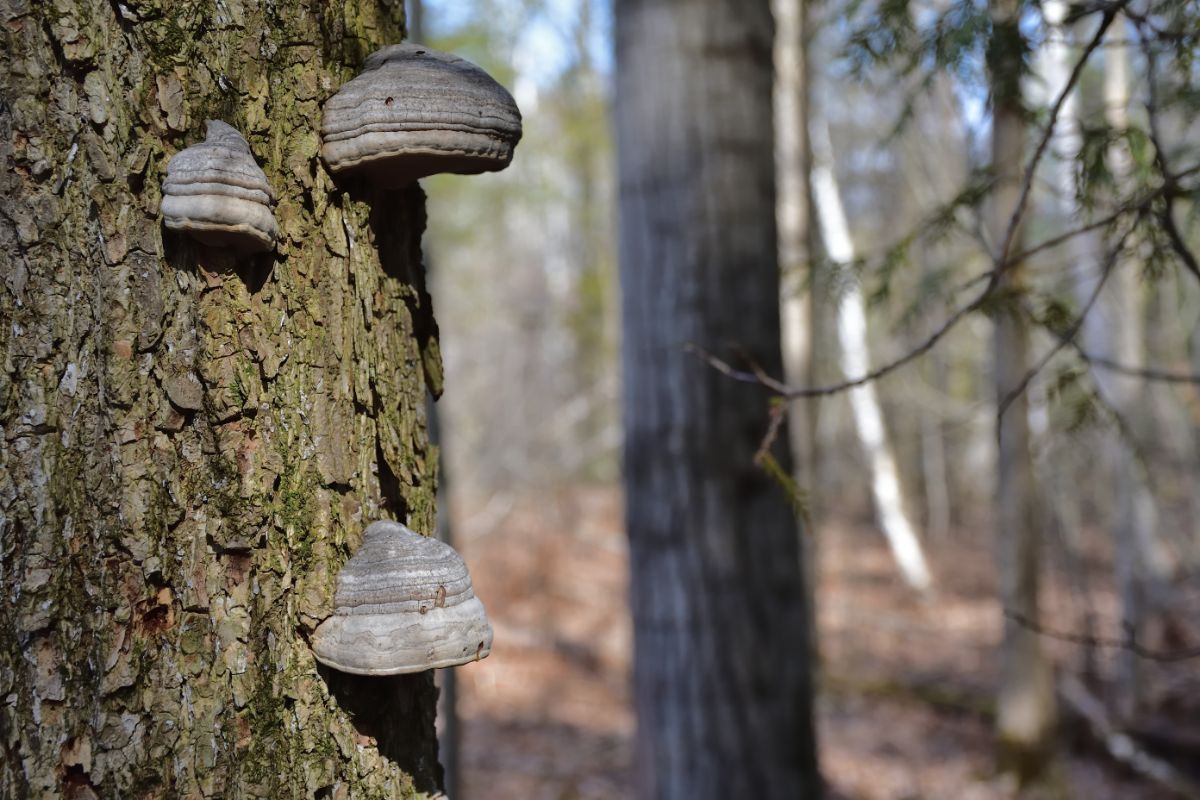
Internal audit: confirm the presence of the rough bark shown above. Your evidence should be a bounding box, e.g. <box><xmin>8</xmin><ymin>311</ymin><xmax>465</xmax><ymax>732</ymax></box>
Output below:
<box><xmin>0</xmin><ymin>1</ymin><xmax>446</xmax><ymax>797</ymax></box>
<box><xmin>615</xmin><ymin>1</ymin><xmax>819</xmax><ymax>797</ymax></box>
<box><xmin>989</xmin><ymin>0</ymin><xmax>1056</xmax><ymax>778</ymax></box>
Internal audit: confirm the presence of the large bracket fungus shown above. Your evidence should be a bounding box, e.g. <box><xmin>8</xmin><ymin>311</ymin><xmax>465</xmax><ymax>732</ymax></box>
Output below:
<box><xmin>320</xmin><ymin>43</ymin><xmax>523</xmax><ymax>187</ymax></box>
<box><xmin>312</xmin><ymin>521</ymin><xmax>493</xmax><ymax>676</ymax></box>
<box><xmin>160</xmin><ymin>120</ymin><xmax>279</xmax><ymax>253</ymax></box>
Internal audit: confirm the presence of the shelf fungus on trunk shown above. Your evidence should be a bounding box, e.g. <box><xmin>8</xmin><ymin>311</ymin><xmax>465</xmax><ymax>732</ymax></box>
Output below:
<box><xmin>320</xmin><ymin>43</ymin><xmax>523</xmax><ymax>186</ymax></box>
<box><xmin>312</xmin><ymin>521</ymin><xmax>493</xmax><ymax>675</ymax></box>
<box><xmin>160</xmin><ymin>120</ymin><xmax>279</xmax><ymax>253</ymax></box>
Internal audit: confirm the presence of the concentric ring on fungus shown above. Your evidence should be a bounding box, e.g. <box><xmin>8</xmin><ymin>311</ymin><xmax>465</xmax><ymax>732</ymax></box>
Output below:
<box><xmin>160</xmin><ymin>120</ymin><xmax>279</xmax><ymax>253</ymax></box>
<box><xmin>320</xmin><ymin>43</ymin><xmax>523</xmax><ymax>187</ymax></box>
<box><xmin>312</xmin><ymin>521</ymin><xmax>494</xmax><ymax>676</ymax></box>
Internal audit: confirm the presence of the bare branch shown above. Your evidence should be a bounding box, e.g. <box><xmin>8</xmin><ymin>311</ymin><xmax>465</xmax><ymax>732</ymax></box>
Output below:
<box><xmin>1138</xmin><ymin>24</ymin><xmax>1200</xmax><ymax>282</ymax></box>
<box><xmin>753</xmin><ymin>401</ymin><xmax>788</xmax><ymax>465</ymax></box>
<box><xmin>1006</xmin><ymin>610</ymin><xmax>1200</xmax><ymax>662</ymax></box>
<box><xmin>690</xmin><ymin>280</ymin><xmax>989</xmax><ymax>398</ymax></box>
<box><xmin>1059</xmin><ymin>673</ymin><xmax>1200</xmax><ymax>798</ymax></box>
<box><xmin>992</xmin><ymin>3</ymin><xmax>1124</xmax><ymax>278</ymax></box>
<box><xmin>997</xmin><ymin>222</ymin><xmax>1136</xmax><ymax>421</ymax></box>
<box><xmin>1074</xmin><ymin>350</ymin><xmax>1200</xmax><ymax>385</ymax></box>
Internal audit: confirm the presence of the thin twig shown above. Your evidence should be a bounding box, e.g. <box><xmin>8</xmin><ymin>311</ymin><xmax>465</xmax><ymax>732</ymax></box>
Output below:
<box><xmin>691</xmin><ymin>8</ymin><xmax>1199</xmax><ymax>404</ymax></box>
<box><xmin>1075</xmin><ymin>351</ymin><xmax>1200</xmax><ymax>385</ymax></box>
<box><xmin>997</xmin><ymin>222</ymin><xmax>1136</xmax><ymax>420</ymax></box>
<box><xmin>992</xmin><ymin>3</ymin><xmax>1123</xmax><ymax>280</ymax></box>
<box><xmin>753</xmin><ymin>401</ymin><xmax>788</xmax><ymax>464</ymax></box>
<box><xmin>690</xmin><ymin>282</ymin><xmax>988</xmax><ymax>398</ymax></box>
<box><xmin>1006</xmin><ymin>609</ymin><xmax>1200</xmax><ymax>662</ymax></box>
<box><xmin>1139</xmin><ymin>23</ymin><xmax>1200</xmax><ymax>281</ymax></box>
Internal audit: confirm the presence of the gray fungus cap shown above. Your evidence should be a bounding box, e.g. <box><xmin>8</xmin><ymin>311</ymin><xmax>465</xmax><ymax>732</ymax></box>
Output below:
<box><xmin>321</xmin><ymin>43</ymin><xmax>523</xmax><ymax>186</ymax></box>
<box><xmin>160</xmin><ymin>120</ymin><xmax>279</xmax><ymax>253</ymax></box>
<box><xmin>312</xmin><ymin>520</ymin><xmax>493</xmax><ymax>676</ymax></box>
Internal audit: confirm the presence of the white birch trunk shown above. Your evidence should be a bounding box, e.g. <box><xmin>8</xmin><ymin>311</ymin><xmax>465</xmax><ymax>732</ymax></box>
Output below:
<box><xmin>810</xmin><ymin>120</ymin><xmax>933</xmax><ymax>592</ymax></box>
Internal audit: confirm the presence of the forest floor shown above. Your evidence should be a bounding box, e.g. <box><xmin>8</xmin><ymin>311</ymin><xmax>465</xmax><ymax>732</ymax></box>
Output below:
<box><xmin>447</xmin><ymin>485</ymin><xmax>1199</xmax><ymax>800</ymax></box>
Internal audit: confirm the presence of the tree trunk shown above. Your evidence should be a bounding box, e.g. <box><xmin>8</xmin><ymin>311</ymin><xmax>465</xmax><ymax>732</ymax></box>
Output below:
<box><xmin>773</xmin><ymin>0</ymin><xmax>821</xmax><ymax>686</ymax></box>
<box><xmin>1100</xmin><ymin>18</ymin><xmax>1179</xmax><ymax>721</ymax></box>
<box><xmin>0</xmin><ymin>2</ymin><xmax>447</xmax><ymax>797</ymax></box>
<box><xmin>989</xmin><ymin>0</ymin><xmax>1056</xmax><ymax>778</ymax></box>
<box><xmin>810</xmin><ymin>118</ymin><xmax>933</xmax><ymax>592</ymax></box>
<box><xmin>774</xmin><ymin>0</ymin><xmax>815</xmax><ymax>484</ymax></box>
<box><xmin>615</xmin><ymin>1</ymin><xmax>819</xmax><ymax>797</ymax></box>
<box><xmin>1042</xmin><ymin>4</ymin><xmax>1177</xmax><ymax>721</ymax></box>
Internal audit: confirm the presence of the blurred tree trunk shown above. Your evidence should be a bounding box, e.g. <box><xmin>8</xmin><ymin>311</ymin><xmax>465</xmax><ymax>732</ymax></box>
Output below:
<box><xmin>920</xmin><ymin>354</ymin><xmax>952</xmax><ymax>542</ymax></box>
<box><xmin>810</xmin><ymin>118</ymin><xmax>932</xmax><ymax>592</ymax></box>
<box><xmin>615</xmin><ymin>1</ymin><xmax>819</xmax><ymax>797</ymax></box>
<box><xmin>774</xmin><ymin>0</ymin><xmax>816</xmax><ymax>484</ymax></box>
<box><xmin>1100</xmin><ymin>17</ymin><xmax>1176</xmax><ymax>722</ymax></box>
<box><xmin>1043</xmin><ymin>5</ymin><xmax>1177</xmax><ymax>721</ymax></box>
<box><xmin>989</xmin><ymin>0</ymin><xmax>1057</xmax><ymax>778</ymax></box>
<box><xmin>773</xmin><ymin>0</ymin><xmax>821</xmax><ymax>678</ymax></box>
<box><xmin>0</xmin><ymin>2</ymin><xmax>447</xmax><ymax>796</ymax></box>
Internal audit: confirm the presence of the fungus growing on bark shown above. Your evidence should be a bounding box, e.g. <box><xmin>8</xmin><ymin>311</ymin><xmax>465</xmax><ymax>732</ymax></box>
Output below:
<box><xmin>160</xmin><ymin>120</ymin><xmax>279</xmax><ymax>253</ymax></box>
<box><xmin>312</xmin><ymin>520</ymin><xmax>493</xmax><ymax>675</ymax></box>
<box><xmin>320</xmin><ymin>43</ymin><xmax>523</xmax><ymax>186</ymax></box>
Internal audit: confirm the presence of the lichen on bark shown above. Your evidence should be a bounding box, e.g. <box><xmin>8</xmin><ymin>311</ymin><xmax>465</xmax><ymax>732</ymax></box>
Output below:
<box><xmin>0</xmin><ymin>1</ymin><xmax>445</xmax><ymax>796</ymax></box>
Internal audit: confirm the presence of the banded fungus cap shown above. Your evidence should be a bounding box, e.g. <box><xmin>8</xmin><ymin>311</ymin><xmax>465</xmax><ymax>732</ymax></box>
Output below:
<box><xmin>312</xmin><ymin>520</ymin><xmax>493</xmax><ymax>676</ymax></box>
<box><xmin>320</xmin><ymin>43</ymin><xmax>523</xmax><ymax>187</ymax></box>
<box><xmin>160</xmin><ymin>120</ymin><xmax>279</xmax><ymax>253</ymax></box>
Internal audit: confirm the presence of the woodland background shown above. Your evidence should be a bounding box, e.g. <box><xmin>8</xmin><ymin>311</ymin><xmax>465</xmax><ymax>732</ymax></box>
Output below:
<box><xmin>1</xmin><ymin>0</ymin><xmax>1197</xmax><ymax>796</ymax></box>
<box><xmin>420</xmin><ymin>0</ymin><xmax>1200</xmax><ymax>797</ymax></box>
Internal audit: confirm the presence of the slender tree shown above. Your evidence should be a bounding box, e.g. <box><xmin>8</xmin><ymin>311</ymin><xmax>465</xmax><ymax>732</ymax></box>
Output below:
<box><xmin>810</xmin><ymin>118</ymin><xmax>933</xmax><ymax>592</ymax></box>
<box><xmin>989</xmin><ymin>0</ymin><xmax>1057</xmax><ymax>778</ymax></box>
<box><xmin>774</xmin><ymin>0</ymin><xmax>817</xmax><ymax>483</ymax></box>
<box><xmin>1040</xmin><ymin>4</ymin><xmax>1178</xmax><ymax>722</ymax></box>
<box><xmin>615</xmin><ymin>1</ymin><xmax>819</xmax><ymax>797</ymax></box>
<box><xmin>0</xmin><ymin>3</ymin><xmax>446</xmax><ymax>796</ymax></box>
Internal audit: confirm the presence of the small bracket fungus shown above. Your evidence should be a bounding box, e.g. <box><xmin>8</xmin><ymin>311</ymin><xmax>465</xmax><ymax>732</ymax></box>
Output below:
<box><xmin>160</xmin><ymin>120</ymin><xmax>279</xmax><ymax>253</ymax></box>
<box><xmin>320</xmin><ymin>43</ymin><xmax>523</xmax><ymax>186</ymax></box>
<box><xmin>312</xmin><ymin>521</ymin><xmax>493</xmax><ymax>675</ymax></box>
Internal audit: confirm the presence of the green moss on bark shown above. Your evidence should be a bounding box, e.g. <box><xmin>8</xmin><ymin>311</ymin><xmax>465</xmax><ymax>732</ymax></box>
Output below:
<box><xmin>0</xmin><ymin>1</ymin><xmax>445</xmax><ymax>797</ymax></box>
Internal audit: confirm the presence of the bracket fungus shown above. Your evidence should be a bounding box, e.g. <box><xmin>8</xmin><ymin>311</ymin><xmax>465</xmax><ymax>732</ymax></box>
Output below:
<box><xmin>320</xmin><ymin>43</ymin><xmax>523</xmax><ymax>186</ymax></box>
<box><xmin>312</xmin><ymin>521</ymin><xmax>493</xmax><ymax>676</ymax></box>
<box><xmin>160</xmin><ymin>120</ymin><xmax>279</xmax><ymax>253</ymax></box>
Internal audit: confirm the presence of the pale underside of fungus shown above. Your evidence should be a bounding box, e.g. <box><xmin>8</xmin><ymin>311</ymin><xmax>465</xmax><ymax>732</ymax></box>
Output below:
<box><xmin>161</xmin><ymin>120</ymin><xmax>279</xmax><ymax>253</ymax></box>
<box><xmin>320</xmin><ymin>43</ymin><xmax>523</xmax><ymax>186</ymax></box>
<box><xmin>312</xmin><ymin>520</ymin><xmax>493</xmax><ymax>676</ymax></box>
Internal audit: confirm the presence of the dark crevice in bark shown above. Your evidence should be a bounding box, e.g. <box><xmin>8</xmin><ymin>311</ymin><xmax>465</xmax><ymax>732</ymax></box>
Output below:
<box><xmin>370</xmin><ymin>186</ymin><xmax>442</xmax><ymax>397</ymax></box>
<box><xmin>241</xmin><ymin>254</ymin><xmax>275</xmax><ymax>295</ymax></box>
<box><xmin>376</xmin><ymin>434</ymin><xmax>406</xmax><ymax>519</ymax></box>
<box><xmin>317</xmin><ymin>666</ymin><xmax>443</xmax><ymax>794</ymax></box>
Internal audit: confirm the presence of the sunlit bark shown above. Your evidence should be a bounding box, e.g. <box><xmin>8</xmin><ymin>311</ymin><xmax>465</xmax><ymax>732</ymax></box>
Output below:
<box><xmin>0</xmin><ymin>3</ymin><xmax>444</xmax><ymax>795</ymax></box>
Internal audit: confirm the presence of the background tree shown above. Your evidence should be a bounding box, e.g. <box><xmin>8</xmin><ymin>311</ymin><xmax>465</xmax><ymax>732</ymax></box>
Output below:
<box><xmin>987</xmin><ymin>0</ymin><xmax>1057</xmax><ymax>776</ymax></box>
<box><xmin>0</xmin><ymin>2</ymin><xmax>446</xmax><ymax>796</ymax></box>
<box><xmin>615</xmin><ymin>0</ymin><xmax>819</xmax><ymax>797</ymax></box>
